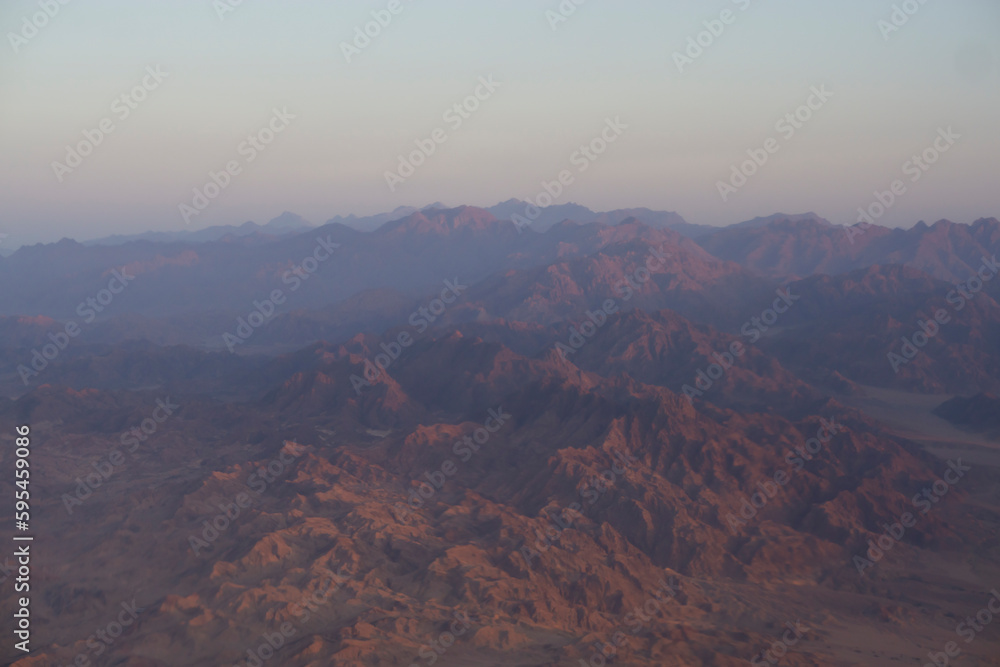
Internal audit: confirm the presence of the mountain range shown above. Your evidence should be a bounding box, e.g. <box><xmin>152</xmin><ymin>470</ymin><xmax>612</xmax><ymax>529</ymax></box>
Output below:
<box><xmin>1</xmin><ymin>204</ymin><xmax>999</xmax><ymax>666</ymax></box>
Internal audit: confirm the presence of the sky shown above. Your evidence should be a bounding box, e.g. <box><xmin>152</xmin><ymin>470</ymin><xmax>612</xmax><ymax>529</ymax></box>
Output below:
<box><xmin>0</xmin><ymin>0</ymin><xmax>998</xmax><ymax>247</ymax></box>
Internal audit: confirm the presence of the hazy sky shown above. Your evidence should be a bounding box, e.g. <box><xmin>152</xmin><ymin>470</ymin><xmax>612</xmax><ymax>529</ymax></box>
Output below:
<box><xmin>1</xmin><ymin>0</ymin><xmax>998</xmax><ymax>246</ymax></box>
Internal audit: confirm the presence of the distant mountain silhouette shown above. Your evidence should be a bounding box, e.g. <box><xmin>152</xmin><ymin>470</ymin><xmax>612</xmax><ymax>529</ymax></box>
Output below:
<box><xmin>84</xmin><ymin>211</ymin><xmax>314</xmax><ymax>246</ymax></box>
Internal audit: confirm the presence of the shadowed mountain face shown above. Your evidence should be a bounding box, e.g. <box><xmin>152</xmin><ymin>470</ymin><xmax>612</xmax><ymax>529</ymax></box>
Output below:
<box><xmin>2</xmin><ymin>211</ymin><xmax>1000</xmax><ymax>666</ymax></box>
<box><xmin>84</xmin><ymin>211</ymin><xmax>315</xmax><ymax>246</ymax></box>
<box><xmin>756</xmin><ymin>265</ymin><xmax>1000</xmax><ymax>394</ymax></box>
<box><xmin>0</xmin><ymin>207</ymin><xmax>675</xmax><ymax>319</ymax></box>
<box><xmin>698</xmin><ymin>215</ymin><xmax>1000</xmax><ymax>282</ymax></box>
<box><xmin>485</xmin><ymin>199</ymin><xmax>697</xmax><ymax>234</ymax></box>
<box><xmin>934</xmin><ymin>393</ymin><xmax>1000</xmax><ymax>437</ymax></box>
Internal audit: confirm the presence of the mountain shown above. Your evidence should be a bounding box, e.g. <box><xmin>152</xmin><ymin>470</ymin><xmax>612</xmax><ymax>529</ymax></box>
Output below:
<box><xmin>485</xmin><ymin>199</ymin><xmax>711</xmax><ymax>236</ymax></box>
<box><xmin>325</xmin><ymin>203</ymin><xmax>448</xmax><ymax>232</ymax></box>
<box><xmin>552</xmin><ymin>308</ymin><xmax>823</xmax><ymax>415</ymax></box>
<box><xmin>262</xmin><ymin>211</ymin><xmax>313</xmax><ymax>232</ymax></box>
<box><xmin>438</xmin><ymin>220</ymin><xmax>776</xmax><ymax>332</ymax></box>
<box><xmin>0</xmin><ymin>210</ymin><xmax>724</xmax><ymax>323</ymax></box>
<box><xmin>8</xmin><ymin>213</ymin><xmax>1000</xmax><ymax>397</ymax></box>
<box><xmin>4</xmin><ymin>204</ymin><xmax>1000</xmax><ymax>665</ymax></box>
<box><xmin>324</xmin><ymin>206</ymin><xmax>418</xmax><ymax>232</ymax></box>
<box><xmin>592</xmin><ymin>207</ymin><xmax>688</xmax><ymax>228</ymax></box>
<box><xmin>732</xmin><ymin>212</ymin><xmax>832</xmax><ymax>229</ymax></box>
<box><xmin>4</xmin><ymin>328</ymin><xmax>998</xmax><ymax>665</ymax></box>
<box><xmin>486</xmin><ymin>198</ymin><xmax>597</xmax><ymax>231</ymax></box>
<box><xmin>84</xmin><ymin>211</ymin><xmax>314</xmax><ymax>246</ymax></box>
<box><xmin>934</xmin><ymin>393</ymin><xmax>1000</xmax><ymax>437</ymax></box>
<box><xmin>699</xmin><ymin>215</ymin><xmax>1000</xmax><ymax>282</ymax></box>
<box><xmin>755</xmin><ymin>264</ymin><xmax>1000</xmax><ymax>394</ymax></box>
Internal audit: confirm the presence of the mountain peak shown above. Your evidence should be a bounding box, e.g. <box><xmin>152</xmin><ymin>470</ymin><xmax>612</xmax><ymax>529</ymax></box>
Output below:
<box><xmin>378</xmin><ymin>206</ymin><xmax>504</xmax><ymax>236</ymax></box>
<box><xmin>734</xmin><ymin>212</ymin><xmax>831</xmax><ymax>229</ymax></box>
